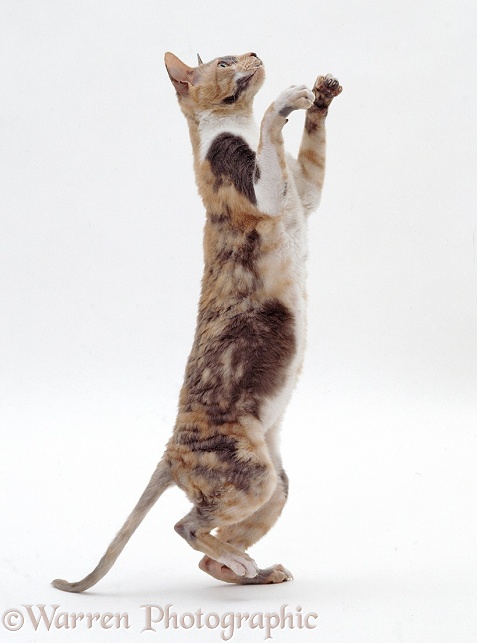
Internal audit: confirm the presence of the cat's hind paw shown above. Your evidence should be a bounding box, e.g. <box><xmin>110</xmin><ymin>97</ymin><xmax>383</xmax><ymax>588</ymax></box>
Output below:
<box><xmin>216</xmin><ymin>552</ymin><xmax>259</xmax><ymax>578</ymax></box>
<box><xmin>199</xmin><ymin>556</ymin><xmax>293</xmax><ymax>585</ymax></box>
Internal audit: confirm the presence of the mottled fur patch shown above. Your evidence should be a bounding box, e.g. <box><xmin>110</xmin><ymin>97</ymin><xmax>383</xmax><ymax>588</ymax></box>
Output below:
<box><xmin>179</xmin><ymin>298</ymin><xmax>296</xmax><ymax>425</ymax></box>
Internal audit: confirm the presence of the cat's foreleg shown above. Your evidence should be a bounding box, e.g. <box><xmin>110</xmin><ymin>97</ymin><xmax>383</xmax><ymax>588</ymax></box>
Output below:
<box><xmin>254</xmin><ymin>85</ymin><xmax>315</xmax><ymax>217</ymax></box>
<box><xmin>295</xmin><ymin>74</ymin><xmax>342</xmax><ymax>214</ymax></box>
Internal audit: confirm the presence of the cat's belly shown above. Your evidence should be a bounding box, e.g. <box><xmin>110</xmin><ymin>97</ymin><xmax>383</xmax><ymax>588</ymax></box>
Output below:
<box><xmin>258</xmin><ymin>216</ymin><xmax>308</xmax><ymax>432</ymax></box>
<box><xmin>259</xmin><ymin>302</ymin><xmax>306</xmax><ymax>432</ymax></box>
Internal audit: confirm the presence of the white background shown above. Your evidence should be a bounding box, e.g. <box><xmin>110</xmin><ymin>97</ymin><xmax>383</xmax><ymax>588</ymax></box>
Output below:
<box><xmin>1</xmin><ymin>0</ymin><xmax>476</xmax><ymax>641</ymax></box>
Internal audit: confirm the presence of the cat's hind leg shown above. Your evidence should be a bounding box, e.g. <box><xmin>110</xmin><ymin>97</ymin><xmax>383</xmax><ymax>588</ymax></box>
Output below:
<box><xmin>198</xmin><ymin>470</ymin><xmax>292</xmax><ymax>584</ymax></box>
<box><xmin>216</xmin><ymin>467</ymin><xmax>289</xmax><ymax>551</ymax></box>
<box><xmin>175</xmin><ymin>508</ymin><xmax>260</xmax><ymax>579</ymax></box>
<box><xmin>173</xmin><ymin>440</ymin><xmax>278</xmax><ymax>581</ymax></box>
<box><xmin>198</xmin><ymin>423</ymin><xmax>292</xmax><ymax>585</ymax></box>
<box><xmin>199</xmin><ymin>558</ymin><xmax>292</xmax><ymax>584</ymax></box>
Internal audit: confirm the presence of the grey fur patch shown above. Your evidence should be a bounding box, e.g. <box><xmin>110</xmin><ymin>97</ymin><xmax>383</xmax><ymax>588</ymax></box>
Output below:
<box><xmin>206</xmin><ymin>133</ymin><xmax>257</xmax><ymax>204</ymax></box>
<box><xmin>222</xmin><ymin>72</ymin><xmax>255</xmax><ymax>104</ymax></box>
<box><xmin>279</xmin><ymin>468</ymin><xmax>289</xmax><ymax>499</ymax></box>
<box><xmin>193</xmin><ymin>460</ymin><xmax>269</xmax><ymax>495</ymax></box>
<box><xmin>218</xmin><ymin>56</ymin><xmax>239</xmax><ymax>66</ymax></box>
<box><xmin>183</xmin><ymin>298</ymin><xmax>296</xmax><ymax>425</ymax></box>
<box><xmin>278</xmin><ymin>105</ymin><xmax>294</xmax><ymax>118</ymax></box>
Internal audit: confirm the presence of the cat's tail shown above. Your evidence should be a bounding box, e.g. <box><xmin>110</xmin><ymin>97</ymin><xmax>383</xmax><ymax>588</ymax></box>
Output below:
<box><xmin>51</xmin><ymin>458</ymin><xmax>173</xmax><ymax>593</ymax></box>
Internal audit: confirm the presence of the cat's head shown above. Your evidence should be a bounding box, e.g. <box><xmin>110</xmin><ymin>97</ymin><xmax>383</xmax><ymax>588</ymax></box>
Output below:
<box><xmin>164</xmin><ymin>52</ymin><xmax>264</xmax><ymax>116</ymax></box>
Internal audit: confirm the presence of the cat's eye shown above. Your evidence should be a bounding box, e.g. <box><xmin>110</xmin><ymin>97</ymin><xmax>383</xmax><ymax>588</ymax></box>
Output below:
<box><xmin>217</xmin><ymin>61</ymin><xmax>229</xmax><ymax>68</ymax></box>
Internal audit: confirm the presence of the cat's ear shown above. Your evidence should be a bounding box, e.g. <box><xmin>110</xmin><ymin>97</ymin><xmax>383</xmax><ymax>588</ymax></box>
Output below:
<box><xmin>164</xmin><ymin>52</ymin><xmax>195</xmax><ymax>96</ymax></box>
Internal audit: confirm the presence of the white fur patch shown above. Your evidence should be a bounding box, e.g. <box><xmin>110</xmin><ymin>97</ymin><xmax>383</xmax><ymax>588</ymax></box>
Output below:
<box><xmin>217</xmin><ymin>552</ymin><xmax>259</xmax><ymax>578</ymax></box>
<box><xmin>259</xmin><ymin>188</ymin><xmax>309</xmax><ymax>432</ymax></box>
<box><xmin>198</xmin><ymin>113</ymin><xmax>259</xmax><ymax>161</ymax></box>
<box><xmin>254</xmin><ymin>133</ymin><xmax>285</xmax><ymax>216</ymax></box>
<box><xmin>274</xmin><ymin>85</ymin><xmax>315</xmax><ymax>115</ymax></box>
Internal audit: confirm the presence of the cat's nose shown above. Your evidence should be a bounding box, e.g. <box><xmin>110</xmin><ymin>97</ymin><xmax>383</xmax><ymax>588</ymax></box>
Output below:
<box><xmin>240</xmin><ymin>52</ymin><xmax>262</xmax><ymax>70</ymax></box>
<box><xmin>248</xmin><ymin>52</ymin><xmax>262</xmax><ymax>66</ymax></box>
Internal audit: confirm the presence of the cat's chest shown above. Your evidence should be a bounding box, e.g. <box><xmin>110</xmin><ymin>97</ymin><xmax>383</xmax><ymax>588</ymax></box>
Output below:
<box><xmin>197</xmin><ymin>113</ymin><xmax>259</xmax><ymax>161</ymax></box>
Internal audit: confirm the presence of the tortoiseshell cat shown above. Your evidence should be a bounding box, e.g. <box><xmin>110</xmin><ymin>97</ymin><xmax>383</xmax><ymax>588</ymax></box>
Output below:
<box><xmin>52</xmin><ymin>51</ymin><xmax>341</xmax><ymax>592</ymax></box>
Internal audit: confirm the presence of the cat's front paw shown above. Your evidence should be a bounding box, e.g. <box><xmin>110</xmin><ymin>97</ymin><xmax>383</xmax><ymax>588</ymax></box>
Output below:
<box><xmin>312</xmin><ymin>74</ymin><xmax>342</xmax><ymax>111</ymax></box>
<box><xmin>275</xmin><ymin>85</ymin><xmax>315</xmax><ymax>118</ymax></box>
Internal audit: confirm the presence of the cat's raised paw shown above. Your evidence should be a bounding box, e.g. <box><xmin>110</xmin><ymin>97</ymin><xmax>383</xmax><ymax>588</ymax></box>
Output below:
<box><xmin>276</xmin><ymin>85</ymin><xmax>315</xmax><ymax>118</ymax></box>
<box><xmin>312</xmin><ymin>74</ymin><xmax>342</xmax><ymax>110</ymax></box>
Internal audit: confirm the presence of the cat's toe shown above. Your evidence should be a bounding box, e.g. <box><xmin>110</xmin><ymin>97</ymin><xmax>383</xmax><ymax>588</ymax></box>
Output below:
<box><xmin>310</xmin><ymin>74</ymin><xmax>342</xmax><ymax>111</ymax></box>
<box><xmin>315</xmin><ymin>74</ymin><xmax>342</xmax><ymax>98</ymax></box>
<box><xmin>324</xmin><ymin>74</ymin><xmax>342</xmax><ymax>95</ymax></box>
<box><xmin>218</xmin><ymin>553</ymin><xmax>259</xmax><ymax>578</ymax></box>
<box><xmin>261</xmin><ymin>564</ymin><xmax>294</xmax><ymax>583</ymax></box>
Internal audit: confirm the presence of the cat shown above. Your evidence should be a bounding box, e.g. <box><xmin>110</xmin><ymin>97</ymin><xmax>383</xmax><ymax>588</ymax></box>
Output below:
<box><xmin>52</xmin><ymin>51</ymin><xmax>341</xmax><ymax>592</ymax></box>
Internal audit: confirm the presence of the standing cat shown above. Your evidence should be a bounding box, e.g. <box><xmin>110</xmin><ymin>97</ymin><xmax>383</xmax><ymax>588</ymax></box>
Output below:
<box><xmin>52</xmin><ymin>51</ymin><xmax>341</xmax><ymax>592</ymax></box>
